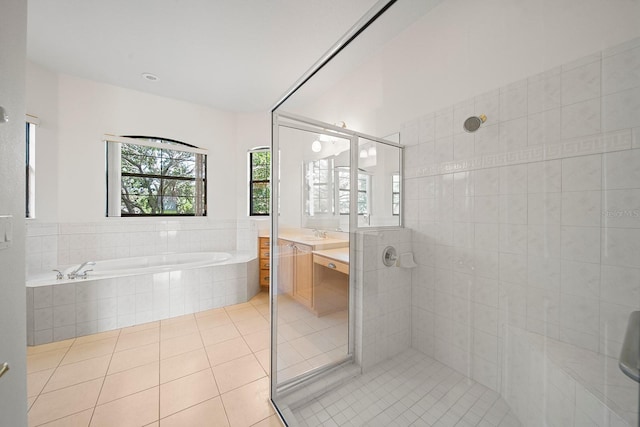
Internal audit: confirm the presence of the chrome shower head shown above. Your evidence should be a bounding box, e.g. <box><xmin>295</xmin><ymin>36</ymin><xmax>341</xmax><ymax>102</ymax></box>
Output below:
<box><xmin>463</xmin><ymin>114</ymin><xmax>487</xmax><ymax>133</ymax></box>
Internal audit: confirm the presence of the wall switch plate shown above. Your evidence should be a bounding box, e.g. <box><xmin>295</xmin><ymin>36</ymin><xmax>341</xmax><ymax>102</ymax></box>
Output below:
<box><xmin>0</xmin><ymin>215</ymin><xmax>13</xmax><ymax>250</ymax></box>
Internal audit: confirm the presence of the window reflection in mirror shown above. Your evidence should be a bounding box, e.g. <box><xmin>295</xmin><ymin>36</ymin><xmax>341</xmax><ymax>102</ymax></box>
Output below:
<box><xmin>301</xmin><ymin>133</ymin><xmax>401</xmax><ymax>229</ymax></box>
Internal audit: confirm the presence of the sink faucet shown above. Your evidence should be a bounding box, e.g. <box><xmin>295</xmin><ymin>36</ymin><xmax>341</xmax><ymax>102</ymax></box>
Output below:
<box><xmin>67</xmin><ymin>261</ymin><xmax>96</xmax><ymax>279</ymax></box>
<box><xmin>312</xmin><ymin>229</ymin><xmax>327</xmax><ymax>238</ymax></box>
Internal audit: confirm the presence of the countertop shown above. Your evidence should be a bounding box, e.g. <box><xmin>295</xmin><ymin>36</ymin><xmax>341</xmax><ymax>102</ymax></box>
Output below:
<box><xmin>278</xmin><ymin>232</ymin><xmax>348</xmax><ymax>250</ymax></box>
<box><xmin>313</xmin><ymin>247</ymin><xmax>349</xmax><ymax>264</ymax></box>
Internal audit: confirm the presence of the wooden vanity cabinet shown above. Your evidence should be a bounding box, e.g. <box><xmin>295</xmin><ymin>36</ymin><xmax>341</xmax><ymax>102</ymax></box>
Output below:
<box><xmin>276</xmin><ymin>239</ymin><xmax>294</xmax><ymax>295</ymax></box>
<box><xmin>312</xmin><ymin>251</ymin><xmax>349</xmax><ymax>316</ymax></box>
<box><xmin>277</xmin><ymin>239</ymin><xmax>313</xmax><ymax>310</ymax></box>
<box><xmin>292</xmin><ymin>243</ymin><xmax>313</xmax><ymax>308</ymax></box>
<box><xmin>258</xmin><ymin>236</ymin><xmax>270</xmax><ymax>288</ymax></box>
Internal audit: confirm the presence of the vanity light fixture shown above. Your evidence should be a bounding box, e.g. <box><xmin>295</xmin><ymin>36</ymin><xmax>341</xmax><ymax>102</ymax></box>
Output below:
<box><xmin>311</xmin><ymin>140</ymin><xmax>322</xmax><ymax>152</ymax></box>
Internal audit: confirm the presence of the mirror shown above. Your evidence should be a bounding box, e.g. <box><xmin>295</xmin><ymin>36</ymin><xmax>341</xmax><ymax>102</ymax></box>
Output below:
<box><xmin>302</xmin><ymin>132</ymin><xmax>402</xmax><ymax>229</ymax></box>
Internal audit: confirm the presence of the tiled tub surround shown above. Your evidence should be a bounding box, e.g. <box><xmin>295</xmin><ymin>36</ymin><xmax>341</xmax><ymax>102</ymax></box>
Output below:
<box><xmin>403</xmin><ymin>39</ymin><xmax>640</xmax><ymax>425</ymax></box>
<box><xmin>25</xmin><ymin>218</ymin><xmax>258</xmax><ymax>277</ymax></box>
<box><xmin>27</xmin><ymin>254</ymin><xmax>259</xmax><ymax>346</ymax></box>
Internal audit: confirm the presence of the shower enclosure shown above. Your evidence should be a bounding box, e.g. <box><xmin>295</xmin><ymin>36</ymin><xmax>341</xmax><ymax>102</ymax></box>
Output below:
<box><xmin>270</xmin><ymin>0</ymin><xmax>640</xmax><ymax>425</ymax></box>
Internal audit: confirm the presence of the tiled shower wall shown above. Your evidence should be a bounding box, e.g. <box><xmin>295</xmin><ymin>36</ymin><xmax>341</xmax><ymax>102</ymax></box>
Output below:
<box><xmin>403</xmin><ymin>37</ymin><xmax>640</xmax><ymax>392</ymax></box>
<box><xmin>354</xmin><ymin>228</ymin><xmax>413</xmax><ymax>370</ymax></box>
<box><xmin>26</xmin><ymin>218</ymin><xmax>261</xmax><ymax>276</ymax></box>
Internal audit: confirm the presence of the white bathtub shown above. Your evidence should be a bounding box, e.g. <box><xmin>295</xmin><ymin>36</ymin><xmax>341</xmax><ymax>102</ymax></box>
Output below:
<box><xmin>26</xmin><ymin>251</ymin><xmax>259</xmax><ymax>345</ymax></box>
<box><xmin>27</xmin><ymin>252</ymin><xmax>236</xmax><ymax>286</ymax></box>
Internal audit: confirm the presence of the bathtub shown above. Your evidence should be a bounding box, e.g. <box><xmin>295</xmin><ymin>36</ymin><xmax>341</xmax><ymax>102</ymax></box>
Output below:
<box><xmin>27</xmin><ymin>252</ymin><xmax>235</xmax><ymax>285</ymax></box>
<box><xmin>26</xmin><ymin>251</ymin><xmax>259</xmax><ymax>345</ymax></box>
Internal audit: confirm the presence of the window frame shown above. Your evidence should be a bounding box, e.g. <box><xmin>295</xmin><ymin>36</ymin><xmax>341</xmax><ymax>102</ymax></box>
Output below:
<box><xmin>305</xmin><ymin>158</ymin><xmax>334</xmax><ymax>216</ymax></box>
<box><xmin>248</xmin><ymin>147</ymin><xmax>271</xmax><ymax>216</ymax></box>
<box><xmin>336</xmin><ymin>166</ymin><xmax>370</xmax><ymax>216</ymax></box>
<box><xmin>25</xmin><ymin>118</ymin><xmax>38</xmax><ymax>218</ymax></box>
<box><xmin>106</xmin><ymin>135</ymin><xmax>207</xmax><ymax>217</ymax></box>
<box><xmin>392</xmin><ymin>173</ymin><xmax>400</xmax><ymax>216</ymax></box>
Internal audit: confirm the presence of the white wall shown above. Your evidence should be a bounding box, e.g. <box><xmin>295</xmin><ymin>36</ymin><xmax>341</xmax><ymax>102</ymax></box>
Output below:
<box><xmin>291</xmin><ymin>0</ymin><xmax>640</xmax><ymax>139</ymax></box>
<box><xmin>0</xmin><ymin>0</ymin><xmax>28</xmax><ymax>425</ymax></box>
<box><xmin>235</xmin><ymin>112</ymin><xmax>271</xmax><ymax>219</ymax></box>
<box><xmin>25</xmin><ymin>65</ymin><xmax>276</xmax><ymax>274</ymax></box>
<box><xmin>26</xmin><ymin>63</ymin><xmax>59</xmax><ymax>222</ymax></box>
<box><xmin>26</xmin><ymin>63</ymin><xmax>239</xmax><ymax>223</ymax></box>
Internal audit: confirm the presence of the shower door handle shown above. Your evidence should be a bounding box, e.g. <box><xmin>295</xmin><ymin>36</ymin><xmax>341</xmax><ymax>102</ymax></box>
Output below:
<box><xmin>0</xmin><ymin>362</ymin><xmax>9</xmax><ymax>379</ymax></box>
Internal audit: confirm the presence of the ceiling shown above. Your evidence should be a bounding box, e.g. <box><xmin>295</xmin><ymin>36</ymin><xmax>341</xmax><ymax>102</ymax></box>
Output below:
<box><xmin>27</xmin><ymin>0</ymin><xmax>379</xmax><ymax>113</ymax></box>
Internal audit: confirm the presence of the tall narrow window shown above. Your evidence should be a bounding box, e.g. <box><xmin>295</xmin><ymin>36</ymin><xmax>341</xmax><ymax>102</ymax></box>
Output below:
<box><xmin>337</xmin><ymin>167</ymin><xmax>370</xmax><ymax>215</ymax></box>
<box><xmin>249</xmin><ymin>148</ymin><xmax>270</xmax><ymax>216</ymax></box>
<box><xmin>392</xmin><ymin>173</ymin><xmax>400</xmax><ymax>216</ymax></box>
<box><xmin>305</xmin><ymin>158</ymin><xmax>333</xmax><ymax>216</ymax></box>
<box><xmin>25</xmin><ymin>120</ymin><xmax>37</xmax><ymax>218</ymax></box>
<box><xmin>106</xmin><ymin>136</ymin><xmax>207</xmax><ymax>217</ymax></box>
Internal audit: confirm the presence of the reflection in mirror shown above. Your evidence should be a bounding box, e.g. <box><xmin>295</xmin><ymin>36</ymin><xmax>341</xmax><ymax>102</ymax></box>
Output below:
<box><xmin>274</xmin><ymin>117</ymin><xmax>351</xmax><ymax>389</ymax></box>
<box><xmin>301</xmin><ymin>134</ymin><xmax>402</xmax><ymax>229</ymax></box>
<box><xmin>356</xmin><ymin>137</ymin><xmax>402</xmax><ymax>227</ymax></box>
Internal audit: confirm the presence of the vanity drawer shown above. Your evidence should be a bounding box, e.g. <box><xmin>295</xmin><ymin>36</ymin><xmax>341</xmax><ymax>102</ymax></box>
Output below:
<box><xmin>260</xmin><ymin>273</ymin><xmax>270</xmax><ymax>286</ymax></box>
<box><xmin>313</xmin><ymin>254</ymin><xmax>349</xmax><ymax>275</ymax></box>
<box><xmin>258</xmin><ymin>237</ymin><xmax>271</xmax><ymax>288</ymax></box>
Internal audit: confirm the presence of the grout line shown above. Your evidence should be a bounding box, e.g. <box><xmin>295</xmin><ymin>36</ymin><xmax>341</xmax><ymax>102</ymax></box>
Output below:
<box><xmin>196</xmin><ymin>299</ymin><xmax>231</xmax><ymax>426</ymax></box>
<box><xmin>28</xmin><ymin>292</ymin><xmax>271</xmax><ymax>427</ymax></box>
<box><xmin>87</xmin><ymin>327</ymin><xmax>122</xmax><ymax>426</ymax></box>
<box><xmin>27</xmin><ymin>337</ymin><xmax>77</xmax><ymax>418</ymax></box>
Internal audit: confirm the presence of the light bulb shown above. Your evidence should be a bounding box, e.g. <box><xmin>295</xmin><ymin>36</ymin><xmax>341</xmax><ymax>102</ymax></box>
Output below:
<box><xmin>311</xmin><ymin>140</ymin><xmax>322</xmax><ymax>152</ymax></box>
<box><xmin>359</xmin><ymin>149</ymin><xmax>368</xmax><ymax>158</ymax></box>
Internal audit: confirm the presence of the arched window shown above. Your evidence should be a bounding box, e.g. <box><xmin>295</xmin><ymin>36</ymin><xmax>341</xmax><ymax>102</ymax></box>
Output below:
<box><xmin>106</xmin><ymin>135</ymin><xmax>207</xmax><ymax>216</ymax></box>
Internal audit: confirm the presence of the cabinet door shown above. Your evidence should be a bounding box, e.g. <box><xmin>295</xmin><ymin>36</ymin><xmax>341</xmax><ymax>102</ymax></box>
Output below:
<box><xmin>294</xmin><ymin>243</ymin><xmax>313</xmax><ymax>307</ymax></box>
<box><xmin>277</xmin><ymin>239</ymin><xmax>294</xmax><ymax>295</ymax></box>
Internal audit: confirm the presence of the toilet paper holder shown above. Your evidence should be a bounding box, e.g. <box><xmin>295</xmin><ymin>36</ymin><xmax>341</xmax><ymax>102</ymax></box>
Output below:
<box><xmin>382</xmin><ymin>246</ymin><xmax>398</xmax><ymax>267</ymax></box>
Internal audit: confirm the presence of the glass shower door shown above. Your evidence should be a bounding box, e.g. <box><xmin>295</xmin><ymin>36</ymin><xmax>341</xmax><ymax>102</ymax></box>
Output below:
<box><xmin>270</xmin><ymin>114</ymin><xmax>354</xmax><ymax>400</ymax></box>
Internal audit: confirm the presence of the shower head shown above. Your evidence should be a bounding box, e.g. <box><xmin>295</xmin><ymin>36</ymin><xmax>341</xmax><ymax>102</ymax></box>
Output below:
<box><xmin>463</xmin><ymin>114</ymin><xmax>487</xmax><ymax>133</ymax></box>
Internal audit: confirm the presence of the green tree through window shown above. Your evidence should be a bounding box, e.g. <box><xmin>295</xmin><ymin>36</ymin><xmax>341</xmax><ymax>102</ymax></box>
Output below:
<box><xmin>249</xmin><ymin>149</ymin><xmax>270</xmax><ymax>215</ymax></box>
<box><xmin>112</xmin><ymin>137</ymin><xmax>206</xmax><ymax>216</ymax></box>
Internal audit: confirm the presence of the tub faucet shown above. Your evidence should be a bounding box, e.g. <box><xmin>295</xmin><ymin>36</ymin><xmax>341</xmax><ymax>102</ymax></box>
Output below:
<box><xmin>67</xmin><ymin>261</ymin><xmax>96</xmax><ymax>279</ymax></box>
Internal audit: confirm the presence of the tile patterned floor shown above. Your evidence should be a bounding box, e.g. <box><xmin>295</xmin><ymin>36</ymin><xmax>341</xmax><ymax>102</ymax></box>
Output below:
<box><xmin>26</xmin><ymin>290</ymin><xmax>282</xmax><ymax>427</ymax></box>
<box><xmin>289</xmin><ymin>349</ymin><xmax>522</xmax><ymax>427</ymax></box>
<box><xmin>275</xmin><ymin>295</ymin><xmax>348</xmax><ymax>383</ymax></box>
<box><xmin>27</xmin><ymin>291</ymin><xmax>520</xmax><ymax>427</ymax></box>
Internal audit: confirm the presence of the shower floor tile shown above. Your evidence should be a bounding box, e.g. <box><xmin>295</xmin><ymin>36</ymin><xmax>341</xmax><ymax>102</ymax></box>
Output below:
<box><xmin>289</xmin><ymin>349</ymin><xmax>521</xmax><ymax>427</ymax></box>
